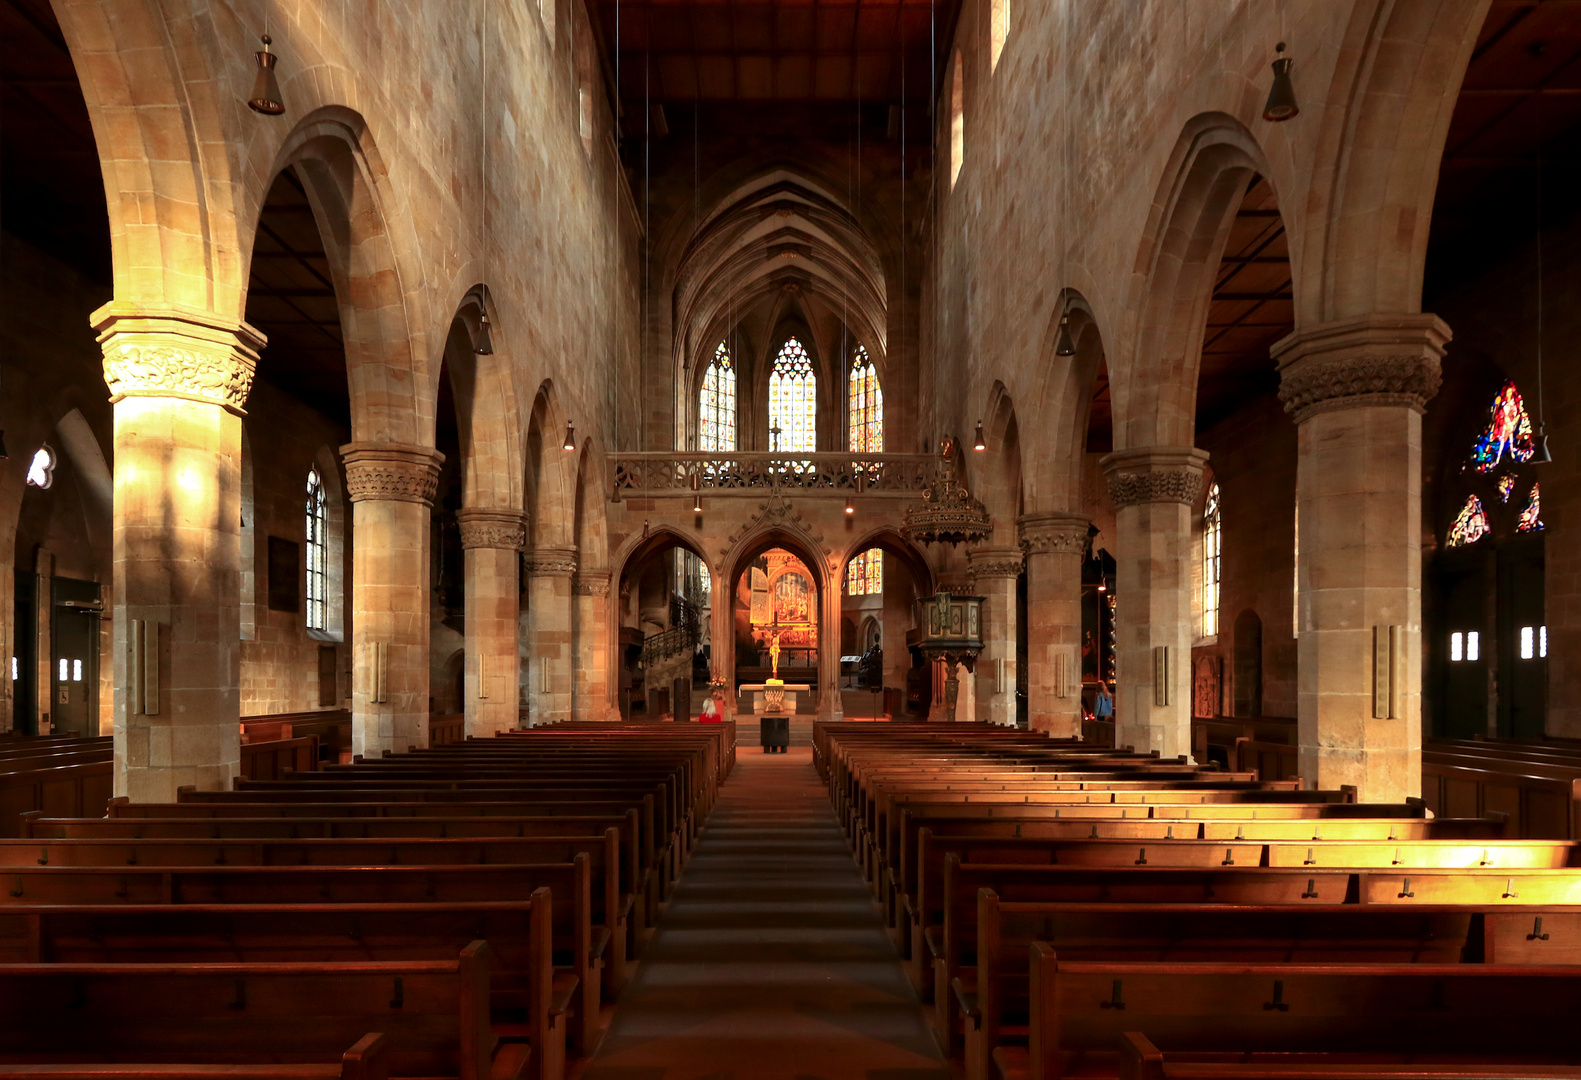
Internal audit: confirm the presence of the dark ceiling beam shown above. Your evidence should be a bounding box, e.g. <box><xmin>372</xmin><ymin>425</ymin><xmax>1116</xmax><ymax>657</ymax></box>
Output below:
<box><xmin>1213</xmin><ymin>291</ymin><xmax>1294</xmax><ymax>301</ymax></box>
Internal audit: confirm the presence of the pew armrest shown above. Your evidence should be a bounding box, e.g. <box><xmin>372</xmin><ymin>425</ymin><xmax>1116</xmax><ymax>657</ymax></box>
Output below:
<box><xmin>952</xmin><ymin>975</ymin><xmax>980</xmax><ymax>1025</ymax></box>
<box><xmin>487</xmin><ymin>1039</ymin><xmax>532</xmax><ymax>1080</ymax></box>
<box><xmin>590</xmin><ymin>927</ymin><xmax>612</xmax><ymax>966</ymax></box>
<box><xmin>992</xmin><ymin>1045</ymin><xmax>1030</xmax><ymax>1080</ymax></box>
<box><xmin>550</xmin><ymin>972</ymin><xmax>579</xmax><ymax>1017</ymax></box>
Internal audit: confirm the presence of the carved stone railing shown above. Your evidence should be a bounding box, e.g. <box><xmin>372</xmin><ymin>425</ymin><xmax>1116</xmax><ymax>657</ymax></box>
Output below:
<box><xmin>612</xmin><ymin>452</ymin><xmax>935</xmax><ymax>498</ymax></box>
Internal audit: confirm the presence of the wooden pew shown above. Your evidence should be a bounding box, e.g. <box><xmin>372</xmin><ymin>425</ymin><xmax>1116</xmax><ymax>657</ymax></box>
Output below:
<box><xmin>0</xmin><ymin>943</ymin><xmax>539</xmax><ymax>1080</ymax></box>
<box><xmin>0</xmin><ymin>831</ymin><xmax>632</xmax><ymax>998</ymax></box>
<box><xmin>0</xmin><ymin>859</ymin><xmax>601</xmax><ymax>1057</ymax></box>
<box><xmin>1116</xmin><ymin>1031</ymin><xmax>1581</xmax><ymax>1080</ymax></box>
<box><xmin>969</xmin><ymin>894</ymin><xmax>1581</xmax><ymax>1080</ymax></box>
<box><xmin>997</xmin><ymin>950</ymin><xmax>1581</xmax><ymax>1080</ymax></box>
<box><xmin>0</xmin><ymin>1033</ymin><xmax>389</xmax><ymax>1080</ymax></box>
<box><xmin>241</xmin><ymin>736</ymin><xmax>320</xmax><ymax>781</ymax></box>
<box><xmin>0</xmin><ymin>897</ymin><xmax>568</xmax><ymax>1065</ymax></box>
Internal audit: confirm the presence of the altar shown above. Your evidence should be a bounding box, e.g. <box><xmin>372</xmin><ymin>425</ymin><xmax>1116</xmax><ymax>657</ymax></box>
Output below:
<box><xmin>736</xmin><ymin>683</ymin><xmax>810</xmax><ymax>715</ymax></box>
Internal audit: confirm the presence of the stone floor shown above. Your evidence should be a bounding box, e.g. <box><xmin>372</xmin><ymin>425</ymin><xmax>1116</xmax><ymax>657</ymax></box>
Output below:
<box><xmin>578</xmin><ymin>736</ymin><xmax>952</xmax><ymax>1080</ymax></box>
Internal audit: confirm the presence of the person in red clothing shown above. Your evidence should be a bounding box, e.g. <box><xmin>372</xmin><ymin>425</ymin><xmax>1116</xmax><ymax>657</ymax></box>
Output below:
<box><xmin>699</xmin><ymin>693</ymin><xmax>723</xmax><ymax>723</ymax></box>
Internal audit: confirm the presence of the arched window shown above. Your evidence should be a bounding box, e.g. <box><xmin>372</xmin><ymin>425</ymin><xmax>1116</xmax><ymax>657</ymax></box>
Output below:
<box><xmin>848</xmin><ymin>346</ymin><xmax>883</xmax><ymax>453</ymax></box>
<box><xmin>768</xmin><ymin>336</ymin><xmax>816</xmax><ymax>454</ymax></box>
<box><xmin>305</xmin><ymin>467</ymin><xmax>329</xmax><ymax>631</ymax></box>
<box><xmin>25</xmin><ymin>446</ymin><xmax>54</xmax><ymax>489</ymax></box>
<box><xmin>699</xmin><ymin>341</ymin><xmax>737</xmax><ymax>452</ymax></box>
<box><xmin>846</xmin><ymin>548</ymin><xmax>883</xmax><ymax>596</ymax></box>
<box><xmin>1201</xmin><ymin>482</ymin><xmax>1221</xmax><ymax>638</ymax></box>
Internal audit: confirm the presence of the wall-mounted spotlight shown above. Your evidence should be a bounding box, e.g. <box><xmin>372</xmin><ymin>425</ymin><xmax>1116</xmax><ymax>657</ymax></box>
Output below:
<box><xmin>247</xmin><ymin>35</ymin><xmax>286</xmax><ymax>115</ymax></box>
<box><xmin>974</xmin><ymin>421</ymin><xmax>987</xmax><ymax>452</ymax></box>
<box><xmin>563</xmin><ymin>421</ymin><xmax>576</xmax><ymax>451</ymax></box>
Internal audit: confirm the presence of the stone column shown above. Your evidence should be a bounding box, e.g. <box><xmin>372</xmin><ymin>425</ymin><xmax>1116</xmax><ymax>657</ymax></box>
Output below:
<box><xmin>819</xmin><ymin>565</ymin><xmax>844</xmax><ymax>721</ymax></box>
<box><xmin>1273</xmin><ymin>315</ymin><xmax>1448</xmax><ymax>801</ymax></box>
<box><xmin>573</xmin><ymin>569</ymin><xmax>617</xmax><ymax>721</ymax></box>
<box><xmin>93</xmin><ymin>303</ymin><xmax>262</xmax><ymax>799</ymax></box>
<box><xmin>457</xmin><ymin>508</ymin><xmax>525</xmax><ymax>739</ymax></box>
<box><xmin>710</xmin><ymin>565</ymin><xmax>736</xmax><ymax>720</ymax></box>
<box><xmin>524</xmin><ymin>547</ymin><xmax>577</xmax><ymax>726</ymax></box>
<box><xmin>1100</xmin><ymin>448</ymin><xmax>1208</xmax><ymax>759</ymax></box>
<box><xmin>881</xmin><ymin>552</ymin><xmax>912</xmax><ymax>715</ymax></box>
<box><xmin>969</xmin><ymin>549</ymin><xmax>1024</xmax><ymax>727</ymax></box>
<box><xmin>342</xmin><ymin>442</ymin><xmax>443</xmax><ymax>757</ymax></box>
<box><xmin>1017</xmin><ymin>512</ymin><xmax>1089</xmax><ymax>737</ymax></box>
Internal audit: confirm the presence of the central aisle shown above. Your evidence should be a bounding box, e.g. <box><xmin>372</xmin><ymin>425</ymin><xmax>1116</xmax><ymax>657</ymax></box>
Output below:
<box><xmin>582</xmin><ymin>733</ymin><xmax>952</xmax><ymax>1080</ymax></box>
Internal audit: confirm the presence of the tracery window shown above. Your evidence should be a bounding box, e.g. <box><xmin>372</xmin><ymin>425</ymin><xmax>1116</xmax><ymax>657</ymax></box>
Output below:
<box><xmin>846</xmin><ymin>548</ymin><xmax>883</xmax><ymax>596</ymax></box>
<box><xmin>1201</xmin><ymin>483</ymin><xmax>1221</xmax><ymax>638</ymax></box>
<box><xmin>1446</xmin><ymin>494</ymin><xmax>1491</xmax><ymax>548</ymax></box>
<box><xmin>768</xmin><ymin>336</ymin><xmax>816</xmax><ymax>455</ymax></box>
<box><xmin>699</xmin><ymin>341</ymin><xmax>737</xmax><ymax>452</ymax></box>
<box><xmin>1518</xmin><ymin>483</ymin><xmax>1544</xmax><ymax>533</ymax></box>
<box><xmin>848</xmin><ymin>346</ymin><xmax>883</xmax><ymax>454</ymax></box>
<box><xmin>305</xmin><ymin>467</ymin><xmax>328</xmax><ymax>631</ymax></box>
<box><xmin>1470</xmin><ymin>381</ymin><xmax>1536</xmax><ymax>473</ymax></box>
<box><xmin>25</xmin><ymin>446</ymin><xmax>53</xmax><ymax>489</ymax></box>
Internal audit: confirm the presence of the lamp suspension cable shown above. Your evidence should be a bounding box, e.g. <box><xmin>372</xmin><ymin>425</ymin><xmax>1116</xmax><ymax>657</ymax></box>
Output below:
<box><xmin>474</xmin><ymin>0</ymin><xmax>494</xmax><ymax>354</ymax></box>
<box><xmin>1054</xmin><ymin>0</ymin><xmax>1075</xmax><ymax>357</ymax></box>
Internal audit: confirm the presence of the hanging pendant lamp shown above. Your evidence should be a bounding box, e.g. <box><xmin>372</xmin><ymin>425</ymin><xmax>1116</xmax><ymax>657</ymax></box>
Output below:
<box><xmin>563</xmin><ymin>421</ymin><xmax>577</xmax><ymax>451</ymax></box>
<box><xmin>248</xmin><ymin>35</ymin><xmax>285</xmax><ymax>115</ymax></box>
<box><xmin>1055</xmin><ymin>312</ymin><xmax>1076</xmax><ymax>357</ymax></box>
<box><xmin>1263</xmin><ymin>43</ymin><xmax>1299</xmax><ymax>122</ymax></box>
<box><xmin>973</xmin><ymin>421</ymin><xmax>987</xmax><ymax>452</ymax></box>
<box><xmin>473</xmin><ymin>311</ymin><xmax>495</xmax><ymax>355</ymax></box>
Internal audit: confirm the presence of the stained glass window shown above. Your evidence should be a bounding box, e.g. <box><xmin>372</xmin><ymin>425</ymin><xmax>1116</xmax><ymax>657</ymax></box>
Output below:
<box><xmin>1518</xmin><ymin>483</ymin><xmax>1544</xmax><ymax>533</ymax></box>
<box><xmin>305</xmin><ymin>467</ymin><xmax>328</xmax><ymax>631</ymax></box>
<box><xmin>848</xmin><ymin>346</ymin><xmax>883</xmax><ymax>454</ymax></box>
<box><xmin>1201</xmin><ymin>483</ymin><xmax>1221</xmax><ymax>638</ymax></box>
<box><xmin>1470</xmin><ymin>381</ymin><xmax>1536</xmax><ymax>473</ymax></box>
<box><xmin>699</xmin><ymin>342</ymin><xmax>736</xmax><ymax>452</ymax></box>
<box><xmin>1447</xmin><ymin>494</ymin><xmax>1491</xmax><ymax>547</ymax></box>
<box><xmin>769</xmin><ymin>337</ymin><xmax>816</xmax><ymax>455</ymax></box>
<box><xmin>846</xmin><ymin>548</ymin><xmax>883</xmax><ymax>596</ymax></box>
<box><xmin>1497</xmin><ymin>474</ymin><xmax>1516</xmax><ymax>503</ymax></box>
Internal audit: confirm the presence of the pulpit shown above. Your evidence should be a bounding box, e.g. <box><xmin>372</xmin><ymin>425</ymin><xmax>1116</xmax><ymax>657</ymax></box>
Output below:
<box><xmin>913</xmin><ymin>592</ymin><xmax>985</xmax><ymax>721</ymax></box>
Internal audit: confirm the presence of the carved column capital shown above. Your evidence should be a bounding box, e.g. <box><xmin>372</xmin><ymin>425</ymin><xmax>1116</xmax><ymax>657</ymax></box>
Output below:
<box><xmin>574</xmin><ymin>570</ymin><xmax>612</xmax><ymax>596</ymax></box>
<box><xmin>1017</xmin><ymin>512</ymin><xmax>1091</xmax><ymax>556</ymax></box>
<box><xmin>1100</xmin><ymin>446</ymin><xmax>1209</xmax><ymax>509</ymax></box>
<box><xmin>456</xmin><ymin>507</ymin><xmax>527</xmax><ymax>550</ymax></box>
<box><xmin>1272</xmin><ymin>314</ymin><xmax>1451</xmax><ymax>423</ymax></box>
<box><xmin>340</xmin><ymin>443</ymin><xmax>445</xmax><ymax>506</ymax></box>
<box><xmin>966</xmin><ymin>547</ymin><xmax>1025</xmax><ymax>582</ymax></box>
<box><xmin>92</xmin><ymin>302</ymin><xmax>265</xmax><ymax>417</ymax></box>
<box><xmin>524</xmin><ymin>546</ymin><xmax>579</xmax><ymax>578</ymax></box>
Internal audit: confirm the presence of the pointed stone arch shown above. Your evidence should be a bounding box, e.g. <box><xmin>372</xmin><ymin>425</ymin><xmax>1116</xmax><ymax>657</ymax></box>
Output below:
<box><xmin>1118</xmin><ymin>113</ymin><xmax>1276</xmax><ymax>451</ymax></box>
